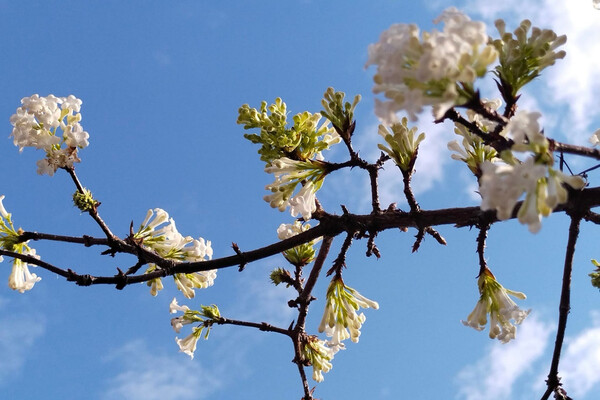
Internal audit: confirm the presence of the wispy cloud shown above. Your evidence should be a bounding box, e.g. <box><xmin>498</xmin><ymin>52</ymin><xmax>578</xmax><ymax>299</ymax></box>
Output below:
<box><xmin>0</xmin><ymin>297</ymin><xmax>45</xmax><ymax>385</ymax></box>
<box><xmin>102</xmin><ymin>340</ymin><xmax>222</xmax><ymax>400</ymax></box>
<box><xmin>552</xmin><ymin>311</ymin><xmax>600</xmax><ymax>398</ymax></box>
<box><xmin>455</xmin><ymin>315</ymin><xmax>553</xmax><ymax>400</ymax></box>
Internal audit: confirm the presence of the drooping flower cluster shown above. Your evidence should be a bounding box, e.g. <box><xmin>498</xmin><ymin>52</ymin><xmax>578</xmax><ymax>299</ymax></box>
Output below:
<box><xmin>276</xmin><ymin>221</ymin><xmax>321</xmax><ymax>267</ymax></box>
<box><xmin>0</xmin><ymin>196</ymin><xmax>41</xmax><ymax>293</ymax></box>
<box><xmin>302</xmin><ymin>336</ymin><xmax>335</xmax><ymax>382</ymax></box>
<box><xmin>264</xmin><ymin>158</ymin><xmax>326</xmax><ymax>221</ymax></box>
<box><xmin>366</xmin><ymin>8</ymin><xmax>498</xmax><ymax>122</ymax></box>
<box><xmin>318</xmin><ymin>276</ymin><xmax>379</xmax><ymax>352</ymax></box>
<box><xmin>377</xmin><ymin>117</ymin><xmax>426</xmax><ymax>172</ymax></box>
<box><xmin>134</xmin><ymin>208</ymin><xmax>216</xmax><ymax>298</ymax></box>
<box><xmin>239</xmin><ymin>90</ymin><xmax>353</xmax><ymax>221</ymax></box>
<box><xmin>170</xmin><ymin>298</ymin><xmax>220</xmax><ymax>359</ymax></box>
<box><xmin>10</xmin><ymin>94</ymin><xmax>89</xmax><ymax>175</ymax></box>
<box><xmin>462</xmin><ymin>268</ymin><xmax>530</xmax><ymax>343</ymax></box>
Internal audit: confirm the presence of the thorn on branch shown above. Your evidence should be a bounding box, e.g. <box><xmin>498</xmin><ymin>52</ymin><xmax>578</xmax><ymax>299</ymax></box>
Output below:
<box><xmin>67</xmin><ymin>269</ymin><xmax>93</xmax><ymax>286</ymax></box>
<box><xmin>115</xmin><ymin>267</ymin><xmax>128</xmax><ymax>290</ymax></box>
<box><xmin>366</xmin><ymin>231</ymin><xmax>381</xmax><ymax>258</ymax></box>
<box><xmin>232</xmin><ymin>242</ymin><xmax>247</xmax><ymax>271</ymax></box>
<box><xmin>412</xmin><ymin>228</ymin><xmax>425</xmax><ymax>252</ymax></box>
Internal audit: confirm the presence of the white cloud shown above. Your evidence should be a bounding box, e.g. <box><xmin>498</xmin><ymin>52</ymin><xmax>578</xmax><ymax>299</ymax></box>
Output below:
<box><xmin>235</xmin><ymin>269</ymin><xmax>296</xmax><ymax>328</ymax></box>
<box><xmin>102</xmin><ymin>340</ymin><xmax>222</xmax><ymax>400</ymax></box>
<box><xmin>0</xmin><ymin>298</ymin><xmax>45</xmax><ymax>385</ymax></box>
<box><xmin>554</xmin><ymin>311</ymin><xmax>600</xmax><ymax>398</ymax></box>
<box><xmin>455</xmin><ymin>315</ymin><xmax>553</xmax><ymax>400</ymax></box>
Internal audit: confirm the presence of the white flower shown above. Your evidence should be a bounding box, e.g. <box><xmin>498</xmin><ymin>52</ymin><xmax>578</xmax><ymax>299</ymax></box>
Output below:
<box><xmin>367</xmin><ymin>8</ymin><xmax>497</xmax><ymax>123</ymax></box>
<box><xmin>8</xmin><ymin>250</ymin><xmax>41</xmax><ymax>293</ymax></box>
<box><xmin>0</xmin><ymin>195</ymin><xmax>9</xmax><ymax>219</ymax></box>
<box><xmin>303</xmin><ymin>336</ymin><xmax>335</xmax><ymax>382</ymax></box>
<box><xmin>503</xmin><ymin>110</ymin><xmax>547</xmax><ymax>149</ymax></box>
<box><xmin>0</xmin><ymin>196</ymin><xmax>41</xmax><ymax>293</ymax></box>
<box><xmin>10</xmin><ymin>94</ymin><xmax>89</xmax><ymax>174</ymax></box>
<box><xmin>377</xmin><ymin>118</ymin><xmax>426</xmax><ymax>171</ymax></box>
<box><xmin>319</xmin><ymin>277</ymin><xmax>379</xmax><ymax>349</ymax></box>
<box><xmin>63</xmin><ymin>123</ymin><xmax>89</xmax><ymax>148</ymax></box>
<box><xmin>480</xmin><ymin>158</ymin><xmax>585</xmax><ymax>232</ymax></box>
<box><xmin>462</xmin><ymin>268</ymin><xmax>530</xmax><ymax>343</ymax></box>
<box><xmin>135</xmin><ymin>208</ymin><xmax>216</xmax><ymax>297</ymax></box>
<box><xmin>175</xmin><ymin>327</ymin><xmax>203</xmax><ymax>359</ymax></box>
<box><xmin>289</xmin><ymin>181</ymin><xmax>317</xmax><ymax>221</ymax></box>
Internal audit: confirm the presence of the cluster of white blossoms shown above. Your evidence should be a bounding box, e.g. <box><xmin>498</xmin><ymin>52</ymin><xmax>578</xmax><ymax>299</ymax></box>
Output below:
<box><xmin>462</xmin><ymin>268</ymin><xmax>530</xmax><ymax>343</ymax></box>
<box><xmin>377</xmin><ymin>117</ymin><xmax>426</xmax><ymax>172</ymax></box>
<box><xmin>134</xmin><ymin>208</ymin><xmax>216</xmax><ymax>298</ymax></box>
<box><xmin>318</xmin><ymin>277</ymin><xmax>379</xmax><ymax>353</ymax></box>
<box><xmin>10</xmin><ymin>94</ymin><xmax>89</xmax><ymax>175</ymax></box>
<box><xmin>303</xmin><ymin>336</ymin><xmax>335</xmax><ymax>382</ymax></box>
<box><xmin>366</xmin><ymin>7</ymin><xmax>498</xmax><ymax>122</ymax></box>
<box><xmin>478</xmin><ymin>110</ymin><xmax>585</xmax><ymax>233</ymax></box>
<box><xmin>0</xmin><ymin>196</ymin><xmax>41</xmax><ymax>293</ymax></box>
<box><xmin>169</xmin><ymin>298</ymin><xmax>220</xmax><ymax>359</ymax></box>
<box><xmin>264</xmin><ymin>158</ymin><xmax>326</xmax><ymax>221</ymax></box>
<box><xmin>276</xmin><ymin>221</ymin><xmax>321</xmax><ymax>266</ymax></box>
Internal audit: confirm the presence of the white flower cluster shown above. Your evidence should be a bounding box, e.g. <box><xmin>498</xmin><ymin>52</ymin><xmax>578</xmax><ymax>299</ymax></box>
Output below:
<box><xmin>170</xmin><ymin>298</ymin><xmax>220</xmax><ymax>359</ymax></box>
<box><xmin>303</xmin><ymin>336</ymin><xmax>335</xmax><ymax>382</ymax></box>
<box><xmin>377</xmin><ymin>117</ymin><xmax>426</xmax><ymax>172</ymax></box>
<box><xmin>264</xmin><ymin>158</ymin><xmax>325</xmax><ymax>221</ymax></box>
<box><xmin>318</xmin><ymin>277</ymin><xmax>379</xmax><ymax>353</ymax></box>
<box><xmin>276</xmin><ymin>221</ymin><xmax>321</xmax><ymax>267</ymax></box>
<box><xmin>10</xmin><ymin>94</ymin><xmax>89</xmax><ymax>175</ymax></box>
<box><xmin>366</xmin><ymin>8</ymin><xmax>497</xmax><ymax>122</ymax></box>
<box><xmin>0</xmin><ymin>195</ymin><xmax>41</xmax><ymax>293</ymax></box>
<box><xmin>135</xmin><ymin>208</ymin><xmax>216</xmax><ymax>298</ymax></box>
<box><xmin>477</xmin><ymin>110</ymin><xmax>585</xmax><ymax>233</ymax></box>
<box><xmin>462</xmin><ymin>269</ymin><xmax>530</xmax><ymax>343</ymax></box>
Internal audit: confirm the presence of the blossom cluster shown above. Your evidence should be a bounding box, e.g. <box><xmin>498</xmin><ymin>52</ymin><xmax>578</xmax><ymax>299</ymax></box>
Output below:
<box><xmin>377</xmin><ymin>117</ymin><xmax>426</xmax><ymax>172</ymax></box>
<box><xmin>462</xmin><ymin>268</ymin><xmax>530</xmax><ymax>343</ymax></box>
<box><xmin>170</xmin><ymin>298</ymin><xmax>220</xmax><ymax>359</ymax></box>
<box><xmin>492</xmin><ymin>19</ymin><xmax>567</xmax><ymax>95</ymax></box>
<box><xmin>264</xmin><ymin>158</ymin><xmax>326</xmax><ymax>221</ymax></box>
<box><xmin>448</xmin><ymin>98</ymin><xmax>499</xmax><ymax>176</ymax></box>
<box><xmin>318</xmin><ymin>277</ymin><xmax>379</xmax><ymax>353</ymax></box>
<box><xmin>134</xmin><ymin>208</ymin><xmax>216</xmax><ymax>298</ymax></box>
<box><xmin>366</xmin><ymin>8</ymin><xmax>498</xmax><ymax>122</ymax></box>
<box><xmin>10</xmin><ymin>94</ymin><xmax>89</xmax><ymax>175</ymax></box>
<box><xmin>276</xmin><ymin>221</ymin><xmax>321</xmax><ymax>267</ymax></box>
<box><xmin>0</xmin><ymin>196</ymin><xmax>41</xmax><ymax>293</ymax></box>
<box><xmin>303</xmin><ymin>336</ymin><xmax>335</xmax><ymax>382</ymax></box>
<box><xmin>238</xmin><ymin>97</ymin><xmax>338</xmax><ymax>165</ymax></box>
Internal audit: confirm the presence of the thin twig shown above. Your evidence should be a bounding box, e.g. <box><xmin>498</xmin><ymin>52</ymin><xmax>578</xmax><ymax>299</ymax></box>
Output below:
<box><xmin>541</xmin><ymin>214</ymin><xmax>582</xmax><ymax>400</ymax></box>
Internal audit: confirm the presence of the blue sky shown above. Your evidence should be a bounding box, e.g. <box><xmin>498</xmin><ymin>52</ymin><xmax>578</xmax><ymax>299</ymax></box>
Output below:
<box><xmin>1</xmin><ymin>1</ymin><xmax>600</xmax><ymax>399</ymax></box>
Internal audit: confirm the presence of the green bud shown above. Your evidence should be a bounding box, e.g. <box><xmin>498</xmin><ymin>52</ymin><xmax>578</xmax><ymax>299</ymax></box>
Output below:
<box><xmin>590</xmin><ymin>259</ymin><xmax>600</xmax><ymax>289</ymax></box>
<box><xmin>493</xmin><ymin>19</ymin><xmax>567</xmax><ymax>96</ymax></box>
<box><xmin>73</xmin><ymin>188</ymin><xmax>97</xmax><ymax>212</ymax></box>
<box><xmin>269</xmin><ymin>267</ymin><xmax>293</xmax><ymax>287</ymax></box>
<box><xmin>320</xmin><ymin>87</ymin><xmax>361</xmax><ymax>136</ymax></box>
<box><xmin>237</xmin><ymin>97</ymin><xmax>337</xmax><ymax>165</ymax></box>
